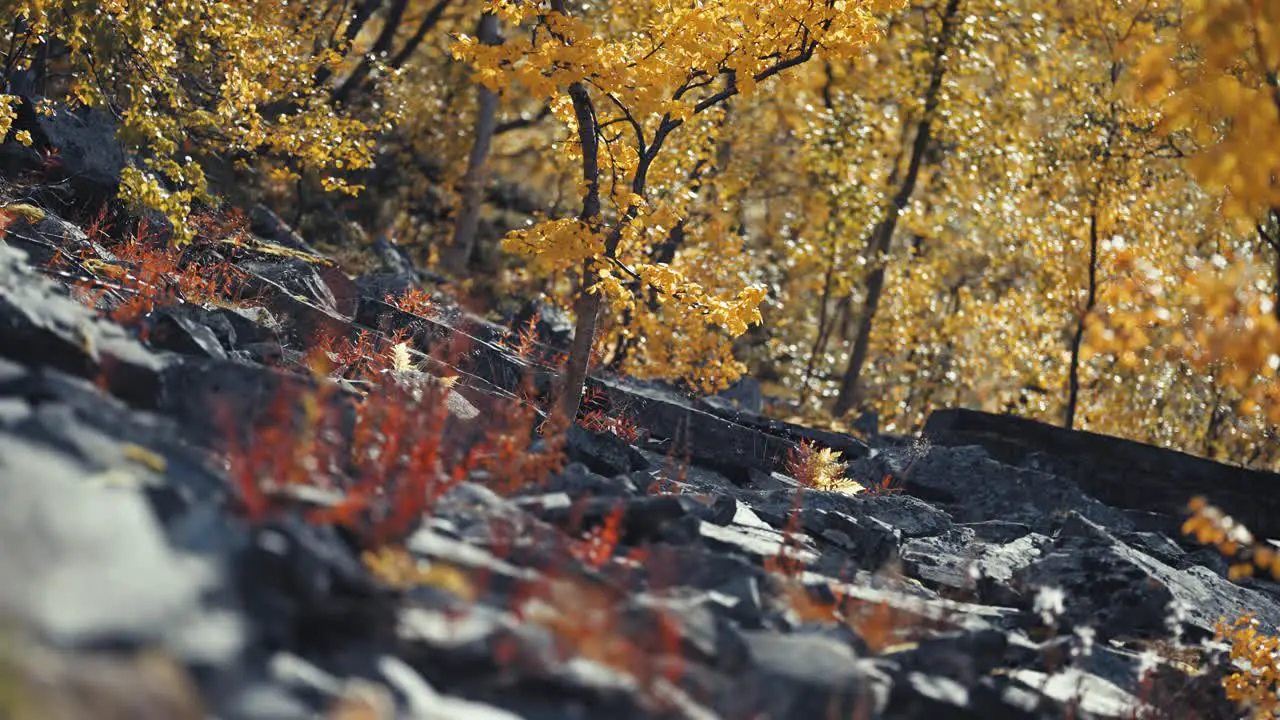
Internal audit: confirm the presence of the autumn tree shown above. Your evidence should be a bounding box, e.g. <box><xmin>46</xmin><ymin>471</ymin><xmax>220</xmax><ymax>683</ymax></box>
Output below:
<box><xmin>830</xmin><ymin>0</ymin><xmax>961</xmax><ymax>417</ymax></box>
<box><xmin>454</xmin><ymin>0</ymin><xmax>898</xmax><ymax>417</ymax></box>
<box><xmin>760</xmin><ymin>0</ymin><xmax>1036</xmax><ymax>424</ymax></box>
<box><xmin>443</xmin><ymin>10</ymin><xmax>503</xmax><ymax>274</ymax></box>
<box><xmin>744</xmin><ymin>0</ymin><xmax>1277</xmax><ymax>470</ymax></box>
<box><xmin>0</xmin><ymin>1</ymin><xmax>391</xmax><ymax>240</ymax></box>
<box><xmin>1084</xmin><ymin>0</ymin><xmax>1280</xmax><ymax>462</ymax></box>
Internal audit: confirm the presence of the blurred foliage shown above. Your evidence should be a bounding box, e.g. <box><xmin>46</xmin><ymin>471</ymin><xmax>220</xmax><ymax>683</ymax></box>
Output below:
<box><xmin>3</xmin><ymin>0</ymin><xmax>1280</xmax><ymax>467</ymax></box>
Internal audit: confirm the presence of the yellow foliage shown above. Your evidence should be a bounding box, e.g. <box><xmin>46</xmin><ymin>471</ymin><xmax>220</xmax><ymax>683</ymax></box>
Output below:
<box><xmin>786</xmin><ymin>440</ymin><xmax>862</xmax><ymax>493</ymax></box>
<box><xmin>454</xmin><ymin>0</ymin><xmax>898</xmax><ymax>391</ymax></box>
<box><xmin>1217</xmin><ymin>613</ymin><xmax>1280</xmax><ymax>720</ymax></box>
<box><xmin>1136</xmin><ymin>0</ymin><xmax>1280</xmax><ymax>225</ymax></box>
<box><xmin>6</xmin><ymin>0</ymin><xmax>379</xmax><ymax>241</ymax></box>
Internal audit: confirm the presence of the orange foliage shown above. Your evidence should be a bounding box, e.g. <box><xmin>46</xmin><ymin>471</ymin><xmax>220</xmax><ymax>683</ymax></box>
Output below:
<box><xmin>763</xmin><ymin>490</ymin><xmax>809</xmax><ymax>580</ymax></box>
<box><xmin>387</xmin><ymin>287</ymin><xmax>436</xmax><ymax>318</ymax></box>
<box><xmin>220</xmin><ymin>360</ymin><xmax>474</xmax><ymax>547</ymax></box>
<box><xmin>570</xmin><ymin>502</ymin><xmax>625</xmax><ymax>570</ymax></box>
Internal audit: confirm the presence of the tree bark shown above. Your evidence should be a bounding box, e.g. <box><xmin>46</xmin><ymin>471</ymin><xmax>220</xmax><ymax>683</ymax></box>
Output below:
<box><xmin>315</xmin><ymin>0</ymin><xmax>382</xmax><ymax>88</ymax></box>
<box><xmin>388</xmin><ymin>0</ymin><xmax>451</xmax><ymax>71</ymax></box>
<box><xmin>798</xmin><ymin>259</ymin><xmax>840</xmax><ymax>406</ymax></box>
<box><xmin>331</xmin><ymin>0</ymin><xmax>410</xmax><ymax>105</ymax></box>
<box><xmin>442</xmin><ymin>11</ymin><xmax>501</xmax><ymax>275</ymax></box>
<box><xmin>831</xmin><ymin>0</ymin><xmax>960</xmax><ymax>418</ymax></box>
<box><xmin>562</xmin><ymin>265</ymin><xmax>603</xmax><ymax>412</ymax></box>
<box><xmin>1258</xmin><ymin>210</ymin><xmax>1280</xmax><ymax>322</ymax></box>
<box><xmin>1064</xmin><ymin>56</ymin><xmax>1124</xmax><ymax>429</ymax></box>
<box><xmin>550</xmin><ymin>0</ymin><xmax>602</xmax><ymax>420</ymax></box>
<box><xmin>1064</xmin><ymin>209</ymin><xmax>1100</xmax><ymax>429</ymax></box>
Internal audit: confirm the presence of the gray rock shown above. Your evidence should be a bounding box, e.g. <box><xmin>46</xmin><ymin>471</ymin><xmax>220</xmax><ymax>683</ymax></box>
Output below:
<box><xmin>885</xmin><ymin>445</ymin><xmax>1135</xmax><ymax>533</ymax></box>
<box><xmin>0</xmin><ymin>434</ymin><xmax>242</xmax><ymax>664</ymax></box>
<box><xmin>924</xmin><ymin>407</ymin><xmax>1280</xmax><ymax>541</ymax></box>
<box><xmin>11</xmin><ymin>103</ymin><xmax>124</xmax><ymax>205</ymax></box>
<box><xmin>565</xmin><ymin>424</ymin><xmax>649</xmax><ymax>478</ymax></box>
<box><xmin>1014</xmin><ymin>512</ymin><xmax>1280</xmax><ymax>642</ymax></box>
<box><xmin>711</xmin><ymin>376</ymin><xmax>763</xmax><ymax>414</ymax></box>
<box><xmin>0</xmin><ymin>243</ymin><xmax>168</xmax><ymax>408</ymax></box>
<box><xmin>535</xmin><ymin>462</ymin><xmax>641</xmax><ymax>499</ymax></box>
<box><xmin>146</xmin><ymin>305</ymin><xmax>229</xmax><ymax>359</ymax></box>
<box><xmin>249</xmin><ymin>204</ymin><xmax>321</xmax><ymax>256</ymax></box>
<box><xmin>511</xmin><ymin>297</ymin><xmax>574</xmax><ymax>350</ymax></box>
<box><xmin>1</xmin><ymin>208</ymin><xmax>102</xmax><ymax>268</ymax></box>
<box><xmin>722</xmin><ymin>629</ymin><xmax>891</xmax><ymax>718</ymax></box>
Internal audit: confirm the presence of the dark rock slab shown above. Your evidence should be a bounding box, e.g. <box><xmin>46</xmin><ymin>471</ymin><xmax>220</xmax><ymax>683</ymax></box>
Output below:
<box><xmin>236</xmin><ymin>517</ymin><xmax>396</xmax><ymax>655</ymax></box>
<box><xmin>802</xmin><ymin>508</ymin><xmax>901</xmax><ymax>573</ymax></box>
<box><xmin>695</xmin><ymin>390</ymin><xmax>869</xmax><ymax>465</ymax></box>
<box><xmin>924</xmin><ymin>407</ymin><xmax>1280</xmax><ymax>540</ymax></box>
<box><xmin>510</xmin><ymin>297</ymin><xmax>574</xmax><ymax>350</ymax></box>
<box><xmin>900</xmin><ymin>527</ymin><xmax>1052</xmax><ymax>603</ymax></box>
<box><xmin>526</xmin><ymin>493</ymin><xmax>738</xmax><ymax>552</ymax></box>
<box><xmin>233</xmin><ymin>279</ymin><xmax>350</xmax><ymax>353</ymax></box>
<box><xmin>357</xmin><ymin>298</ymin><xmax>554</xmax><ymax>402</ymax></box>
<box><xmin>885</xmin><ymin>670</ymin><xmax>1081</xmax><ymax>720</ymax></box>
<box><xmin>248</xmin><ymin>204</ymin><xmax>321</xmax><ymax>256</ymax></box>
<box><xmin>156</xmin><ymin>357</ymin><xmax>353</xmax><ymax>451</ymax></box>
<box><xmin>1014</xmin><ymin>512</ymin><xmax>1280</xmax><ymax>642</ymax></box>
<box><xmin>1</xmin><ymin>206</ymin><xmax>104</xmax><ymax>268</ymax></box>
<box><xmin>565</xmin><ymin>425</ymin><xmax>650</xmax><ymax>477</ymax></box>
<box><xmin>239</xmin><ymin>258</ymin><xmax>342</xmax><ymax>316</ymax></box>
<box><xmin>359</xmin><ymin>298</ymin><xmax>853</xmax><ymax>485</ymax></box>
<box><xmin>585</xmin><ymin>374</ymin><xmax>808</xmax><ymax>482</ymax></box>
<box><xmin>719</xmin><ymin>628</ymin><xmax>891</xmax><ymax>719</ymax></box>
<box><xmin>147</xmin><ymin>305</ymin><xmax>229</xmax><ymax>359</ymax></box>
<box><xmin>533</xmin><ymin>462</ymin><xmax>643</xmax><ymax>500</ymax></box>
<box><xmin>866</xmin><ymin>444</ymin><xmax>1135</xmax><ymax>534</ymax></box>
<box><xmin>735</xmin><ymin>488</ymin><xmax>953</xmax><ymax>542</ymax></box>
<box><xmin>7</xmin><ymin>102</ymin><xmax>124</xmax><ymax>206</ymax></box>
<box><xmin>0</xmin><ymin>243</ymin><xmax>168</xmax><ymax>409</ymax></box>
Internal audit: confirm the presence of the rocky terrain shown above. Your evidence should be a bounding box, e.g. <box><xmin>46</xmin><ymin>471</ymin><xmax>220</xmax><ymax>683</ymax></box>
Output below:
<box><xmin>0</xmin><ymin>108</ymin><xmax>1276</xmax><ymax>720</ymax></box>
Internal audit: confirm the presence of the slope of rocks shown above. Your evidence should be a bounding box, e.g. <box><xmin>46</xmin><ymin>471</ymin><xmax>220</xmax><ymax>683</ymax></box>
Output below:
<box><xmin>0</xmin><ymin>115</ymin><xmax>1272</xmax><ymax>719</ymax></box>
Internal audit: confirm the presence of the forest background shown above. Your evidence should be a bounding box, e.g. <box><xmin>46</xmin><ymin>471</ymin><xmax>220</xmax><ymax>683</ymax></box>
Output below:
<box><xmin>3</xmin><ymin>0</ymin><xmax>1279</xmax><ymax>469</ymax></box>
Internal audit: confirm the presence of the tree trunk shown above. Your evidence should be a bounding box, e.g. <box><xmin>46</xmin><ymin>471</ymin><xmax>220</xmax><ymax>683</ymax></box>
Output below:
<box><xmin>831</xmin><ymin>0</ymin><xmax>960</xmax><ymax>418</ymax></box>
<box><xmin>1274</xmin><ymin>238</ymin><xmax>1280</xmax><ymax>323</ymax></box>
<box><xmin>561</xmin><ymin>266</ymin><xmax>603</xmax><ymax>417</ymax></box>
<box><xmin>832</xmin><ymin>249</ymin><xmax>891</xmax><ymax>417</ymax></box>
<box><xmin>388</xmin><ymin>0</ymin><xmax>451</xmax><ymax>71</ymax></box>
<box><xmin>331</xmin><ymin>0</ymin><xmax>410</xmax><ymax>105</ymax></box>
<box><xmin>798</xmin><ymin>259</ymin><xmax>840</xmax><ymax>407</ymax></box>
<box><xmin>556</xmin><ymin>82</ymin><xmax>602</xmax><ymax>420</ymax></box>
<box><xmin>442</xmin><ymin>11</ymin><xmax>501</xmax><ymax>275</ymax></box>
<box><xmin>1064</xmin><ymin>209</ymin><xmax>1100</xmax><ymax>430</ymax></box>
<box><xmin>1260</xmin><ymin>210</ymin><xmax>1280</xmax><ymax>322</ymax></box>
<box><xmin>550</xmin><ymin>0</ymin><xmax>602</xmax><ymax>420</ymax></box>
<box><xmin>315</xmin><ymin>0</ymin><xmax>382</xmax><ymax>88</ymax></box>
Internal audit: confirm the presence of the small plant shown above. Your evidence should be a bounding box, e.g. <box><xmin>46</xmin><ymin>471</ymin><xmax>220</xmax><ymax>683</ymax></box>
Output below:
<box><xmin>570</xmin><ymin>502</ymin><xmax>624</xmax><ymax>570</ymax></box>
<box><xmin>763</xmin><ymin>489</ymin><xmax>809</xmax><ymax>580</ymax></box>
<box><xmin>512</xmin><ymin>571</ymin><xmax>683</xmax><ymax>698</ymax></box>
<box><xmin>863</xmin><ymin>472</ymin><xmax>905</xmax><ymax>497</ymax></box>
<box><xmin>786</xmin><ymin>439</ymin><xmax>861</xmax><ymax>493</ymax></box>
<box><xmin>387</xmin><ymin>287</ymin><xmax>436</xmax><ymax>318</ymax></box>
<box><xmin>221</xmin><ymin>364</ymin><xmax>473</xmax><ymax>548</ymax></box>
<box><xmin>471</xmin><ymin>381</ymin><xmax>569</xmax><ymax>497</ymax></box>
<box><xmin>577</xmin><ymin>407</ymin><xmax>642</xmax><ymax>443</ymax></box>
<box><xmin>61</xmin><ymin>218</ymin><xmax>245</xmax><ymax>334</ymax></box>
<box><xmin>362</xmin><ymin>547</ymin><xmax>477</xmax><ymax>600</ymax></box>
